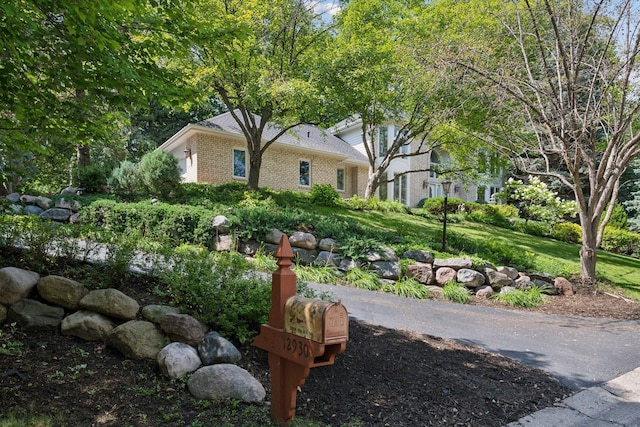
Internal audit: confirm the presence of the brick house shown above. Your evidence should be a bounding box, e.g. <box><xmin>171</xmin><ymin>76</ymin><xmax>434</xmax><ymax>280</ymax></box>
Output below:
<box><xmin>158</xmin><ymin>111</ymin><xmax>370</xmax><ymax>198</ymax></box>
<box><xmin>160</xmin><ymin>111</ymin><xmax>503</xmax><ymax>205</ymax></box>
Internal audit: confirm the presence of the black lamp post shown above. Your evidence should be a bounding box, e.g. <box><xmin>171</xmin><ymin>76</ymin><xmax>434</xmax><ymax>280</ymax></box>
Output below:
<box><xmin>441</xmin><ymin>179</ymin><xmax>452</xmax><ymax>252</ymax></box>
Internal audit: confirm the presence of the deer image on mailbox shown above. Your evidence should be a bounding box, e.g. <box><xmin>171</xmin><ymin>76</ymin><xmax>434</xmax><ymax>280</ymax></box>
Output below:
<box><xmin>254</xmin><ymin>235</ymin><xmax>349</xmax><ymax>425</ymax></box>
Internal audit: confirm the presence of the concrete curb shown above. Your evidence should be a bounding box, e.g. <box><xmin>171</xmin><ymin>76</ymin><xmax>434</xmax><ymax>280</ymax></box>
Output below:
<box><xmin>508</xmin><ymin>367</ymin><xmax>640</xmax><ymax>426</ymax></box>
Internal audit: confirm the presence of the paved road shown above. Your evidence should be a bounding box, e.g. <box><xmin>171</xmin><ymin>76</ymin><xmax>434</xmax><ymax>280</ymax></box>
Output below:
<box><xmin>310</xmin><ymin>283</ymin><xmax>640</xmax><ymax>390</ymax></box>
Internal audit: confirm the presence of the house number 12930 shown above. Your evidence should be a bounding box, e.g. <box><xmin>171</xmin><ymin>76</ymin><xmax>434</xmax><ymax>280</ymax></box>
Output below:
<box><xmin>284</xmin><ymin>336</ymin><xmax>310</xmax><ymax>358</ymax></box>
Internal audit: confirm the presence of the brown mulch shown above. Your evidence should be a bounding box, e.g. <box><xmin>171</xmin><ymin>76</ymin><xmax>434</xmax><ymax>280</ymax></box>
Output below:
<box><xmin>2</xmin><ymin>256</ymin><xmax>639</xmax><ymax>426</ymax></box>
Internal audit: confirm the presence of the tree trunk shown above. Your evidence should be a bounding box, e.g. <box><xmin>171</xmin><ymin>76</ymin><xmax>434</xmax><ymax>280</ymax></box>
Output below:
<box><xmin>364</xmin><ymin>165</ymin><xmax>379</xmax><ymax>199</ymax></box>
<box><xmin>580</xmin><ymin>218</ymin><xmax>598</xmax><ymax>283</ymax></box>
<box><xmin>76</xmin><ymin>145</ymin><xmax>91</xmax><ymax>168</ymax></box>
<box><xmin>247</xmin><ymin>152</ymin><xmax>262</xmax><ymax>191</ymax></box>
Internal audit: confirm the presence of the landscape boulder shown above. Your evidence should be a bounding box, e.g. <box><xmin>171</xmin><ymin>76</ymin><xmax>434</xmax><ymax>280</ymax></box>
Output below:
<box><xmin>289</xmin><ymin>231</ymin><xmax>317</xmax><ymax>250</ymax></box>
<box><xmin>212</xmin><ymin>215</ymin><xmax>230</xmax><ymax>234</ymax></box>
<box><xmin>237</xmin><ymin>239</ymin><xmax>260</xmax><ymax>256</ymax></box>
<box><xmin>37</xmin><ymin>275</ymin><xmax>88</xmax><ymax>310</ymax></box>
<box><xmin>8</xmin><ymin>299</ymin><xmax>65</xmax><ymax>332</ymax></box>
<box><xmin>39</xmin><ymin>208</ymin><xmax>71</xmax><ymax>222</ymax></box>
<box><xmin>435</xmin><ymin>267</ymin><xmax>457</xmax><ymax>286</ymax></box>
<box><xmin>79</xmin><ymin>289</ymin><xmax>140</xmax><ymax>320</ymax></box>
<box><xmin>157</xmin><ymin>342</ymin><xmax>202</xmax><ymax>378</ymax></box>
<box><xmin>214</xmin><ymin>234</ymin><xmax>234</xmax><ymax>252</ymax></box>
<box><xmin>265</xmin><ymin>229</ymin><xmax>285</xmax><ymax>245</ymax></box>
<box><xmin>61</xmin><ymin>311</ymin><xmax>115</xmax><ymax>341</ymax></box>
<box><xmin>160</xmin><ymin>313</ymin><xmax>208</xmax><ymax>347</ymax></box>
<box><xmin>318</xmin><ymin>238</ymin><xmax>339</xmax><ymax>252</ymax></box>
<box><xmin>554</xmin><ymin>277</ymin><xmax>575</xmax><ymax>296</ymax></box>
<box><xmin>475</xmin><ymin>285</ymin><xmax>494</xmax><ymax>298</ymax></box>
<box><xmin>107</xmin><ymin>320</ymin><xmax>166</xmax><ymax>359</ymax></box>
<box><xmin>497</xmin><ymin>266</ymin><xmax>520</xmax><ymax>281</ymax></box>
<box><xmin>0</xmin><ymin>267</ymin><xmax>40</xmax><ymax>305</ymax></box>
<box><xmin>314</xmin><ymin>251</ymin><xmax>341</xmax><ymax>267</ymax></box>
<box><xmin>406</xmin><ymin>263</ymin><xmax>434</xmax><ymax>285</ymax></box>
<box><xmin>434</xmin><ymin>257</ymin><xmax>472</xmax><ymax>270</ymax></box>
<box><xmin>187</xmin><ymin>364</ymin><xmax>266</xmax><ymax>403</ymax></box>
<box><xmin>403</xmin><ymin>250</ymin><xmax>434</xmax><ymax>264</ymax></box>
<box><xmin>370</xmin><ymin>261</ymin><xmax>401</xmax><ymax>281</ymax></box>
<box><xmin>457</xmin><ymin>269</ymin><xmax>486</xmax><ymax>288</ymax></box>
<box><xmin>364</xmin><ymin>246</ymin><xmax>398</xmax><ymax>262</ymax></box>
<box><xmin>486</xmin><ymin>269</ymin><xmax>514</xmax><ymax>288</ymax></box>
<box><xmin>141</xmin><ymin>304</ymin><xmax>180</xmax><ymax>324</ymax></box>
<box><xmin>198</xmin><ymin>331</ymin><xmax>242</xmax><ymax>365</ymax></box>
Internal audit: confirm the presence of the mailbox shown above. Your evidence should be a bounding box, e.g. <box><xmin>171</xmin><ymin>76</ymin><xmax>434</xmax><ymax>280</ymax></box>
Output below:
<box><xmin>284</xmin><ymin>296</ymin><xmax>348</xmax><ymax>344</ymax></box>
<box><xmin>254</xmin><ymin>235</ymin><xmax>349</xmax><ymax>425</ymax></box>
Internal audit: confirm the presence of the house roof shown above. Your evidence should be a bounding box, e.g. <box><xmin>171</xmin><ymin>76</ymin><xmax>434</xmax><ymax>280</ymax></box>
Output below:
<box><xmin>196</xmin><ymin>111</ymin><xmax>368</xmax><ymax>164</ymax></box>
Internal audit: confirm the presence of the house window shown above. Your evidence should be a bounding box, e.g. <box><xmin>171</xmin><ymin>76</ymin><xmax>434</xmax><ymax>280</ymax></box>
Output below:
<box><xmin>429</xmin><ymin>151</ymin><xmax>440</xmax><ymax>178</ymax></box>
<box><xmin>394</xmin><ymin>126</ymin><xmax>409</xmax><ymax>155</ymax></box>
<box><xmin>394</xmin><ymin>174</ymin><xmax>407</xmax><ymax>205</ymax></box>
<box><xmin>233</xmin><ymin>149</ymin><xmax>246</xmax><ymax>178</ymax></box>
<box><xmin>379</xmin><ymin>172</ymin><xmax>388</xmax><ymax>200</ymax></box>
<box><xmin>378</xmin><ymin>126</ymin><xmax>388</xmax><ymax>157</ymax></box>
<box><xmin>477</xmin><ymin>185</ymin><xmax>486</xmax><ymax>202</ymax></box>
<box><xmin>337</xmin><ymin>168</ymin><xmax>345</xmax><ymax>191</ymax></box>
<box><xmin>299</xmin><ymin>160</ymin><xmax>310</xmax><ymax>186</ymax></box>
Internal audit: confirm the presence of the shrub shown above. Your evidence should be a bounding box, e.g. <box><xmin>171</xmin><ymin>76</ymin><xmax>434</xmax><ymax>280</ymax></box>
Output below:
<box><xmin>493</xmin><ymin>287</ymin><xmax>545</xmax><ymax>308</ymax></box>
<box><xmin>419</xmin><ymin>197</ymin><xmax>465</xmax><ymax>215</ymax></box>
<box><xmin>494</xmin><ymin>204</ymin><xmax>520</xmax><ymax>218</ymax></box>
<box><xmin>73</xmin><ymin>164</ymin><xmax>108</xmax><ymax>193</ymax></box>
<box><xmin>309</xmin><ymin>184</ymin><xmax>340</xmax><ymax>206</ymax></box>
<box><xmin>293</xmin><ymin>265</ymin><xmax>340</xmax><ymax>284</ymax></box>
<box><xmin>382</xmin><ymin>277</ymin><xmax>430</xmax><ymax>299</ymax></box>
<box><xmin>601</xmin><ymin>227</ymin><xmax>640</xmax><ymax>256</ymax></box>
<box><xmin>108</xmin><ymin>160</ymin><xmax>141</xmax><ymax>200</ymax></box>
<box><xmin>138</xmin><ymin>150</ymin><xmax>182</xmax><ymax>199</ymax></box>
<box><xmin>604</xmin><ymin>203</ymin><xmax>628</xmax><ymax>230</ymax></box>
<box><xmin>552</xmin><ymin>222</ymin><xmax>582</xmax><ymax>243</ymax></box>
<box><xmin>442</xmin><ymin>282</ymin><xmax>471</xmax><ymax>304</ymax></box>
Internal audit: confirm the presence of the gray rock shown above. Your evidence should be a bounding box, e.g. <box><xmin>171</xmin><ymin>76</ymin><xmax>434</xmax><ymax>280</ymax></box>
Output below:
<box><xmin>40</xmin><ymin>208</ymin><xmax>71</xmax><ymax>222</ymax></box>
<box><xmin>529</xmin><ymin>272</ymin><xmax>554</xmax><ymax>283</ymax></box>
<box><xmin>425</xmin><ymin>285</ymin><xmax>444</xmax><ymax>298</ymax></box>
<box><xmin>141</xmin><ymin>304</ymin><xmax>180</xmax><ymax>324</ymax></box>
<box><xmin>187</xmin><ymin>364</ymin><xmax>266</xmax><ymax>403</ymax></box>
<box><xmin>8</xmin><ymin>204</ymin><xmax>23</xmax><ymax>214</ymax></box>
<box><xmin>435</xmin><ymin>267</ymin><xmax>457</xmax><ymax>286</ymax></box>
<box><xmin>457</xmin><ymin>269</ymin><xmax>486</xmax><ymax>288</ymax></box>
<box><xmin>318</xmin><ymin>238</ymin><xmax>339</xmax><ymax>252</ymax></box>
<box><xmin>313</xmin><ymin>251</ymin><xmax>341</xmax><ymax>267</ymax></box>
<box><xmin>289</xmin><ymin>231</ymin><xmax>317</xmax><ymax>250</ymax></box>
<box><xmin>486</xmin><ymin>269</ymin><xmax>514</xmax><ymax>288</ymax></box>
<box><xmin>370</xmin><ymin>261</ymin><xmax>401</xmax><ymax>280</ymax></box>
<box><xmin>79</xmin><ymin>289</ymin><xmax>140</xmax><ymax>320</ymax></box>
<box><xmin>237</xmin><ymin>239</ymin><xmax>260</xmax><ymax>256</ymax></box>
<box><xmin>20</xmin><ymin>195</ymin><xmax>38</xmax><ymax>205</ymax></box>
<box><xmin>6</xmin><ymin>193</ymin><xmax>20</xmax><ymax>203</ymax></box>
<box><xmin>35</xmin><ymin>196</ymin><xmax>52</xmax><ymax>210</ymax></box>
<box><xmin>61</xmin><ymin>311</ymin><xmax>115</xmax><ymax>341</ymax></box>
<box><xmin>69</xmin><ymin>212</ymin><xmax>81</xmax><ymax>224</ymax></box>
<box><xmin>214</xmin><ymin>234</ymin><xmax>234</xmax><ymax>252</ymax></box>
<box><xmin>54</xmin><ymin>197</ymin><xmax>80</xmax><ymax>212</ymax></box>
<box><xmin>291</xmin><ymin>247</ymin><xmax>317</xmax><ymax>265</ymax></box>
<box><xmin>8</xmin><ymin>299</ymin><xmax>65</xmax><ymax>332</ymax></box>
<box><xmin>212</xmin><ymin>215</ymin><xmax>230</xmax><ymax>234</ymax></box>
<box><xmin>364</xmin><ymin>246</ymin><xmax>398</xmax><ymax>262</ymax></box>
<box><xmin>24</xmin><ymin>205</ymin><xmax>44</xmax><ymax>216</ymax></box>
<box><xmin>60</xmin><ymin>186</ymin><xmax>79</xmax><ymax>195</ymax></box>
<box><xmin>406</xmin><ymin>263</ymin><xmax>434</xmax><ymax>285</ymax></box>
<box><xmin>107</xmin><ymin>320</ymin><xmax>166</xmax><ymax>359</ymax></box>
<box><xmin>497</xmin><ymin>266</ymin><xmax>520</xmax><ymax>281</ymax></box>
<box><xmin>500</xmin><ymin>286</ymin><xmax>516</xmax><ymax>294</ymax></box>
<box><xmin>198</xmin><ymin>331</ymin><xmax>242</xmax><ymax>365</ymax></box>
<box><xmin>157</xmin><ymin>342</ymin><xmax>202</xmax><ymax>378</ymax></box>
<box><xmin>160</xmin><ymin>313</ymin><xmax>208</xmax><ymax>346</ymax></box>
<box><xmin>514</xmin><ymin>275</ymin><xmax>532</xmax><ymax>289</ymax></box>
<box><xmin>265</xmin><ymin>229</ymin><xmax>285</xmax><ymax>245</ymax></box>
<box><xmin>402</xmin><ymin>250</ymin><xmax>434</xmax><ymax>264</ymax></box>
<box><xmin>37</xmin><ymin>275</ymin><xmax>88</xmax><ymax>310</ymax></box>
<box><xmin>338</xmin><ymin>257</ymin><xmax>361</xmax><ymax>272</ymax></box>
<box><xmin>0</xmin><ymin>267</ymin><xmax>40</xmax><ymax>305</ymax></box>
<box><xmin>475</xmin><ymin>285</ymin><xmax>494</xmax><ymax>298</ymax></box>
<box><xmin>434</xmin><ymin>257</ymin><xmax>473</xmax><ymax>270</ymax></box>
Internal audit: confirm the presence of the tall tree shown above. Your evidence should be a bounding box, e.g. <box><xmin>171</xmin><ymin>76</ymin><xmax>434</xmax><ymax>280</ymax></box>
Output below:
<box><xmin>326</xmin><ymin>0</ymin><xmax>490</xmax><ymax>199</ymax></box>
<box><xmin>0</xmin><ymin>0</ymin><xmax>182</xmax><ymax>190</ymax></box>
<box><xmin>451</xmin><ymin>0</ymin><xmax>640</xmax><ymax>281</ymax></box>
<box><xmin>179</xmin><ymin>0</ymin><xmax>332</xmax><ymax>190</ymax></box>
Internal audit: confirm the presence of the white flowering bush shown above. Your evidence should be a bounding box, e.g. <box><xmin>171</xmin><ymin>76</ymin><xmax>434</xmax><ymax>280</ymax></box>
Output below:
<box><xmin>501</xmin><ymin>176</ymin><xmax>577</xmax><ymax>224</ymax></box>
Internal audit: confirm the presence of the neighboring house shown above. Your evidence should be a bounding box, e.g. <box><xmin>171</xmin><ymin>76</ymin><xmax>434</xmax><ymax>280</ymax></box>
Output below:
<box><xmin>331</xmin><ymin>116</ymin><xmax>505</xmax><ymax>207</ymax></box>
<box><xmin>158</xmin><ymin>111</ymin><xmax>369</xmax><ymax>198</ymax></box>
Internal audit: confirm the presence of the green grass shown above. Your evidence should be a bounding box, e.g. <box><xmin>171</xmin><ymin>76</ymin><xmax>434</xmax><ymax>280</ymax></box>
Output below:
<box><xmin>493</xmin><ymin>286</ymin><xmax>546</xmax><ymax>308</ymax></box>
<box><xmin>442</xmin><ymin>282</ymin><xmax>472</xmax><ymax>304</ymax></box>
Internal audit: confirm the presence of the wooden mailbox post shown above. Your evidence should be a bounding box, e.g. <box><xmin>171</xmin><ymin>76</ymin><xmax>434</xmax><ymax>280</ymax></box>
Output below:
<box><xmin>254</xmin><ymin>235</ymin><xmax>348</xmax><ymax>425</ymax></box>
